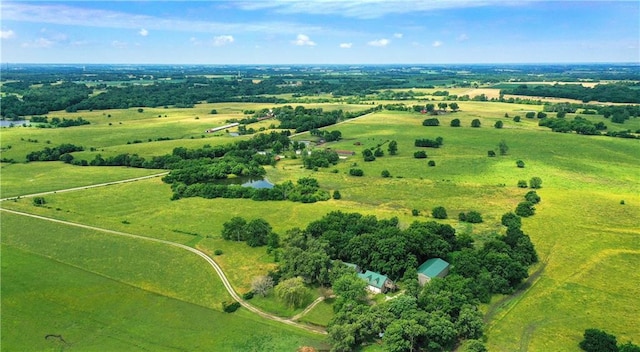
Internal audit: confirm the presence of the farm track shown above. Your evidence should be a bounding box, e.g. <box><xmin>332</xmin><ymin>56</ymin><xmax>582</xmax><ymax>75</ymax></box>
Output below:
<box><xmin>0</xmin><ymin>206</ymin><xmax>327</xmax><ymax>334</ymax></box>
<box><xmin>0</xmin><ymin>172</ymin><xmax>170</xmax><ymax>202</ymax></box>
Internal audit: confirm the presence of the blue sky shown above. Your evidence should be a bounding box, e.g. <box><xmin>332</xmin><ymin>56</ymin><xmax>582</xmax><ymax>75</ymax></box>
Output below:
<box><xmin>1</xmin><ymin>1</ymin><xmax>638</xmax><ymax>64</ymax></box>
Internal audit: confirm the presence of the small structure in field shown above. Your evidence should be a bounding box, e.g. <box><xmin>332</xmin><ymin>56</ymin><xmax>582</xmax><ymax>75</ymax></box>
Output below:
<box><xmin>417</xmin><ymin>258</ymin><xmax>450</xmax><ymax>285</ymax></box>
<box><xmin>205</xmin><ymin>122</ymin><xmax>239</xmax><ymax>133</ymax></box>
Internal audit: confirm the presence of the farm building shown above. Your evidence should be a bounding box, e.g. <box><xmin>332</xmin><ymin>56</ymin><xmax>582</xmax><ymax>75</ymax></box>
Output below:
<box><xmin>342</xmin><ymin>262</ymin><xmax>395</xmax><ymax>294</ymax></box>
<box><xmin>358</xmin><ymin>270</ymin><xmax>395</xmax><ymax>294</ymax></box>
<box><xmin>205</xmin><ymin>122</ymin><xmax>239</xmax><ymax>133</ymax></box>
<box><xmin>417</xmin><ymin>258</ymin><xmax>450</xmax><ymax>285</ymax></box>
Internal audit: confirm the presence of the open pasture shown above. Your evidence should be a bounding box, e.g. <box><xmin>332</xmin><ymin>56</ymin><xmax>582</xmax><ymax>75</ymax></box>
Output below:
<box><xmin>1</xmin><ymin>246</ymin><xmax>326</xmax><ymax>351</ymax></box>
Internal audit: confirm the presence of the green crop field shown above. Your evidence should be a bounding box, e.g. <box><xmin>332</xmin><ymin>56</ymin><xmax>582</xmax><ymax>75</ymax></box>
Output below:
<box><xmin>2</xmin><ymin>97</ymin><xmax>639</xmax><ymax>351</ymax></box>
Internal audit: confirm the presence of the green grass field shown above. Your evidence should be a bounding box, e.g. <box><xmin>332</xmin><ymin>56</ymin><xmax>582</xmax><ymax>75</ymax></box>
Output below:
<box><xmin>1</xmin><ymin>99</ymin><xmax>639</xmax><ymax>351</ymax></box>
<box><xmin>0</xmin><ymin>212</ymin><xmax>328</xmax><ymax>351</ymax></box>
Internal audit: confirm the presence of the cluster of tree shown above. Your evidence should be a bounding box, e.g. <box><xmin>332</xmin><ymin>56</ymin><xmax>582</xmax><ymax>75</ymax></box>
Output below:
<box><xmin>221</xmin><ymin>216</ymin><xmax>279</xmax><ymax>248</ymax></box>
<box><xmin>171</xmin><ymin>177</ymin><xmax>330</xmax><ymax>203</ymax></box>
<box><xmin>30</xmin><ymin>115</ymin><xmax>90</xmax><ymax>128</ymax></box>
<box><xmin>517</xmin><ymin>177</ymin><xmax>543</xmax><ymax>189</ymax></box>
<box><xmin>161</xmin><ymin>158</ymin><xmax>266</xmax><ymax>184</ymax></box>
<box><xmin>279</xmin><ymin>212</ymin><xmax>467</xmax><ymax>285</ymax></box>
<box><xmin>458</xmin><ymin>211</ymin><xmax>483</xmax><ymax>223</ymax></box>
<box><xmin>539</xmin><ymin>116</ymin><xmax>607</xmax><ymax>135</ymax></box>
<box><xmin>422</xmin><ymin>118</ymin><xmax>440</xmax><ymax>126</ymax></box>
<box><xmin>415</xmin><ymin>137</ymin><xmax>443</xmax><ymax>148</ymax></box>
<box><xmin>376</xmin><ymin>90</ymin><xmax>426</xmax><ymax>100</ymax></box>
<box><xmin>273</xmin><ymin>208</ymin><xmax>537</xmax><ymax>351</ymax></box>
<box><xmin>263</xmin><ymin>105</ymin><xmax>380</xmax><ymax>133</ymax></box>
<box><xmin>579</xmin><ymin>329</ymin><xmax>640</xmax><ymax>352</ymax></box>
<box><xmin>414</xmin><ymin>150</ymin><xmax>428</xmax><ymax>159</ymax></box>
<box><xmin>0</xmin><ymin>82</ymin><xmax>92</xmax><ymax>118</ymax></box>
<box><xmin>362</xmin><ymin>147</ymin><xmax>384</xmax><ymax>161</ymax></box>
<box><xmin>310</xmin><ymin>129</ymin><xmax>342</xmax><ymax>142</ymax></box>
<box><xmin>26</xmin><ymin>143</ymin><xmax>84</xmax><ymax>162</ymax></box>
<box><xmin>303</xmin><ymin>149</ymin><xmax>340</xmax><ymax>169</ymax></box>
<box><xmin>500</xmin><ymin>82</ymin><xmax>640</xmax><ymax>104</ymax></box>
<box><xmin>515</xmin><ymin>191</ymin><xmax>541</xmax><ymax>217</ymax></box>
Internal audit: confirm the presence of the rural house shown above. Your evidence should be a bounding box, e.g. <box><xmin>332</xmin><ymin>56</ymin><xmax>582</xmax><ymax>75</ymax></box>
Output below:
<box><xmin>342</xmin><ymin>262</ymin><xmax>395</xmax><ymax>294</ymax></box>
<box><xmin>417</xmin><ymin>258</ymin><xmax>450</xmax><ymax>285</ymax></box>
<box><xmin>358</xmin><ymin>270</ymin><xmax>395</xmax><ymax>294</ymax></box>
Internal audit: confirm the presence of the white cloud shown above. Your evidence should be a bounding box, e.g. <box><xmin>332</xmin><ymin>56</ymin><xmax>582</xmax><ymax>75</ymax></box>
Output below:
<box><xmin>293</xmin><ymin>34</ymin><xmax>316</xmax><ymax>46</ymax></box>
<box><xmin>368</xmin><ymin>38</ymin><xmax>390</xmax><ymax>47</ymax></box>
<box><xmin>237</xmin><ymin>0</ymin><xmax>504</xmax><ymax>19</ymax></box>
<box><xmin>0</xmin><ymin>2</ymin><xmax>324</xmax><ymax>36</ymax></box>
<box><xmin>0</xmin><ymin>29</ymin><xmax>15</xmax><ymax>39</ymax></box>
<box><xmin>21</xmin><ymin>37</ymin><xmax>54</xmax><ymax>48</ymax></box>
<box><xmin>139</xmin><ymin>28</ymin><xmax>148</xmax><ymax>37</ymax></box>
<box><xmin>432</xmin><ymin>40</ymin><xmax>443</xmax><ymax>47</ymax></box>
<box><xmin>393</xmin><ymin>33</ymin><xmax>403</xmax><ymax>39</ymax></box>
<box><xmin>458</xmin><ymin>33</ymin><xmax>469</xmax><ymax>41</ymax></box>
<box><xmin>213</xmin><ymin>35</ymin><xmax>234</xmax><ymax>46</ymax></box>
<box><xmin>339</xmin><ymin>42</ymin><xmax>353</xmax><ymax>49</ymax></box>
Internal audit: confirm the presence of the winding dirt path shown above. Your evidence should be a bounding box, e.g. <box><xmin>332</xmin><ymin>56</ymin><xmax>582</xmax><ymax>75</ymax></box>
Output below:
<box><xmin>0</xmin><ymin>207</ymin><xmax>326</xmax><ymax>335</ymax></box>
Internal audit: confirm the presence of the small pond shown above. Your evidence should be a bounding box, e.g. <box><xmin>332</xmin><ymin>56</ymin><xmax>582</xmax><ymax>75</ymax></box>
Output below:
<box><xmin>0</xmin><ymin>120</ymin><xmax>29</xmax><ymax>127</ymax></box>
<box><xmin>215</xmin><ymin>177</ymin><xmax>274</xmax><ymax>189</ymax></box>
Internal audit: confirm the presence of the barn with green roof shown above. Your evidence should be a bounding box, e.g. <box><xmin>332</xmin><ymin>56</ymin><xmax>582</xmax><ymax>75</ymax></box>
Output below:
<box><xmin>417</xmin><ymin>258</ymin><xmax>450</xmax><ymax>285</ymax></box>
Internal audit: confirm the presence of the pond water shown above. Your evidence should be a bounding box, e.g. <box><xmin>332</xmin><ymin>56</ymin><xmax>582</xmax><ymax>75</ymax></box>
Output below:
<box><xmin>215</xmin><ymin>177</ymin><xmax>274</xmax><ymax>189</ymax></box>
<box><xmin>0</xmin><ymin>120</ymin><xmax>29</xmax><ymax>127</ymax></box>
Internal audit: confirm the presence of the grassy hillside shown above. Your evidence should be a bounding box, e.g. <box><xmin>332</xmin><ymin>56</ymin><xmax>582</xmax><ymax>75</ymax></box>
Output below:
<box><xmin>1</xmin><ymin>100</ymin><xmax>639</xmax><ymax>350</ymax></box>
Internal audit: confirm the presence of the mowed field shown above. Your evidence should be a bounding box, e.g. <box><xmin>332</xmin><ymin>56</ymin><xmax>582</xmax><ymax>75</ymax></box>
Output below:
<box><xmin>1</xmin><ymin>99</ymin><xmax>639</xmax><ymax>351</ymax></box>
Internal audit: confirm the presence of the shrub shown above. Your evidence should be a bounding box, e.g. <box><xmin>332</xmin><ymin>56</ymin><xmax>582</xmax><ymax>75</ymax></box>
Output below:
<box><xmin>516</xmin><ymin>160</ymin><xmax>525</xmax><ymax>168</ymax></box>
<box><xmin>432</xmin><ymin>206</ymin><xmax>448</xmax><ymax>219</ymax></box>
<box><xmin>222</xmin><ymin>301</ymin><xmax>241</xmax><ymax>313</ymax></box>
<box><xmin>381</xmin><ymin>170</ymin><xmax>391</xmax><ymax>178</ymax></box>
<box><xmin>414</xmin><ymin>151</ymin><xmax>427</xmax><ymax>159</ymax></box>
<box><xmin>494</xmin><ymin>120</ymin><xmax>503</xmax><ymax>129</ymax></box>
<box><xmin>450</xmin><ymin>118</ymin><xmax>461</xmax><ymax>127</ymax></box>
<box><xmin>374</xmin><ymin>148</ymin><xmax>384</xmax><ymax>157</ymax></box>
<box><xmin>464</xmin><ymin>211</ymin><xmax>483</xmax><ymax>223</ymax></box>
<box><xmin>137</xmin><ymin>108</ymin><xmax>144</xmax><ymax>113</ymax></box>
<box><xmin>579</xmin><ymin>329</ymin><xmax>618</xmax><ymax>352</ymax></box>
<box><xmin>620</xmin><ymin>200</ymin><xmax>625</xmax><ymax>205</ymax></box>
<box><xmin>471</xmin><ymin>119</ymin><xmax>481</xmax><ymax>127</ymax></box>
<box><xmin>487</xmin><ymin>150</ymin><xmax>496</xmax><ymax>157</ymax></box>
<box><xmin>513</xmin><ymin>116</ymin><xmax>521</xmax><ymax>122</ymax></box>
<box><xmin>515</xmin><ymin>201</ymin><xmax>535</xmax><ymax>217</ymax></box>
<box><xmin>524</xmin><ymin>190</ymin><xmax>541</xmax><ymax>204</ymax></box>
<box><xmin>210</xmin><ymin>109</ymin><xmax>218</xmax><ymax>114</ymax></box>
<box><xmin>428</xmin><ymin>160</ymin><xmax>436</xmax><ymax>167</ymax></box>
<box><xmin>333</xmin><ymin>190</ymin><xmax>342</xmax><ymax>199</ymax></box>
<box><xmin>529</xmin><ymin>176</ymin><xmax>543</xmax><ymax>189</ymax></box>
<box><xmin>422</xmin><ymin>118</ymin><xmax>440</xmax><ymax>126</ymax></box>
<box><xmin>214</xmin><ymin>249</ymin><xmax>224</xmax><ymax>255</ymax></box>
<box><xmin>412</xmin><ymin>209</ymin><xmax>420</xmax><ymax>216</ymax></box>
<box><xmin>517</xmin><ymin>180</ymin><xmax>528</xmax><ymax>188</ymax></box>
<box><xmin>349</xmin><ymin>168</ymin><xmax>364</xmax><ymax>176</ymax></box>
<box><xmin>525</xmin><ymin>112</ymin><xmax>536</xmax><ymax>118</ymax></box>
<box><xmin>501</xmin><ymin>212</ymin><xmax>522</xmax><ymax>228</ymax></box>
<box><xmin>242</xmin><ymin>291</ymin><xmax>254</xmax><ymax>300</ymax></box>
<box><xmin>32</xmin><ymin>197</ymin><xmax>46</xmax><ymax>206</ymax></box>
